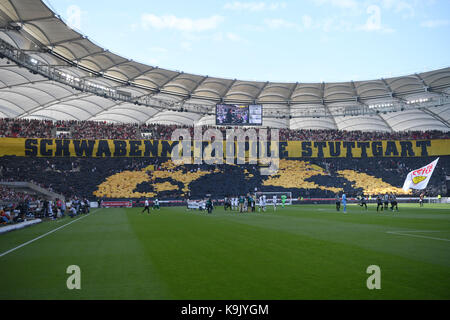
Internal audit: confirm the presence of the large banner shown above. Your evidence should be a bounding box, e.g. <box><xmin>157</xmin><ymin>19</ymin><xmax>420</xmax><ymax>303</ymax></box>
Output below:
<box><xmin>101</xmin><ymin>201</ymin><xmax>133</xmax><ymax>208</ymax></box>
<box><xmin>0</xmin><ymin>137</ymin><xmax>449</xmax><ymax>159</ymax></box>
<box><xmin>187</xmin><ymin>200</ymin><xmax>206</xmax><ymax>210</ymax></box>
<box><xmin>402</xmin><ymin>158</ymin><xmax>440</xmax><ymax>191</ymax></box>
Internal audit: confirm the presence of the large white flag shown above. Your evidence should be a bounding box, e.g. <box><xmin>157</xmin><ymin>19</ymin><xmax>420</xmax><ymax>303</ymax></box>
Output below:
<box><xmin>402</xmin><ymin>158</ymin><xmax>439</xmax><ymax>191</ymax></box>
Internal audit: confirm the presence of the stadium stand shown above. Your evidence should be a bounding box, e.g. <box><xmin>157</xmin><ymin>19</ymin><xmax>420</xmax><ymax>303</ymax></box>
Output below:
<box><xmin>0</xmin><ymin>183</ymin><xmax>63</xmax><ymax>225</ymax></box>
<box><xmin>1</xmin><ymin>153</ymin><xmax>448</xmax><ymax>201</ymax></box>
<box><xmin>1</xmin><ymin>118</ymin><xmax>449</xmax><ymax>141</ymax></box>
<box><xmin>0</xmin><ymin>0</ymin><xmax>449</xmax><ymax>205</ymax></box>
<box><xmin>0</xmin><ymin>185</ymin><xmax>35</xmax><ymax>203</ymax></box>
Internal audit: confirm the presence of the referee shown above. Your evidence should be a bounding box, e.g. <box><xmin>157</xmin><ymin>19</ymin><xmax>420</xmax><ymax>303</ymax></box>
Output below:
<box><xmin>335</xmin><ymin>194</ymin><xmax>341</xmax><ymax>211</ymax></box>
<box><xmin>142</xmin><ymin>198</ymin><xmax>150</xmax><ymax>214</ymax></box>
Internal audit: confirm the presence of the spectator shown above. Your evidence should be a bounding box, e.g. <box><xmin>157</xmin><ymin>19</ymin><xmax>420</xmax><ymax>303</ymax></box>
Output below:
<box><xmin>1</xmin><ymin>118</ymin><xmax>449</xmax><ymax>141</ymax></box>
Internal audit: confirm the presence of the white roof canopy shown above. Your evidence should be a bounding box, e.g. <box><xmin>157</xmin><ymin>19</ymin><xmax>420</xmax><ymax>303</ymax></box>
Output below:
<box><xmin>0</xmin><ymin>0</ymin><xmax>449</xmax><ymax>130</ymax></box>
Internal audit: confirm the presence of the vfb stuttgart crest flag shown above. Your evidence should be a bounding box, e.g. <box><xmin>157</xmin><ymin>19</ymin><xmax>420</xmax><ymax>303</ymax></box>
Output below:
<box><xmin>402</xmin><ymin>158</ymin><xmax>439</xmax><ymax>191</ymax></box>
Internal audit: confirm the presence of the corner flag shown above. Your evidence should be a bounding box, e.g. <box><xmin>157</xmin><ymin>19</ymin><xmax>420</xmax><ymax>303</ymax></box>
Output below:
<box><xmin>402</xmin><ymin>158</ymin><xmax>439</xmax><ymax>191</ymax></box>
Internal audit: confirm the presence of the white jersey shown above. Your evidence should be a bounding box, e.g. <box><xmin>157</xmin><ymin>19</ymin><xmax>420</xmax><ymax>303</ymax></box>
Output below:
<box><xmin>259</xmin><ymin>196</ymin><xmax>266</xmax><ymax>206</ymax></box>
<box><xmin>273</xmin><ymin>196</ymin><xmax>277</xmax><ymax>205</ymax></box>
<box><xmin>145</xmin><ymin>200</ymin><xmax>149</xmax><ymax>206</ymax></box>
<box><xmin>154</xmin><ymin>199</ymin><xmax>159</xmax><ymax>205</ymax></box>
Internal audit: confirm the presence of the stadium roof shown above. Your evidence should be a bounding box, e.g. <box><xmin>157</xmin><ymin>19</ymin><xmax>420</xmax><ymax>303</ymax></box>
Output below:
<box><xmin>0</xmin><ymin>0</ymin><xmax>449</xmax><ymax>131</ymax></box>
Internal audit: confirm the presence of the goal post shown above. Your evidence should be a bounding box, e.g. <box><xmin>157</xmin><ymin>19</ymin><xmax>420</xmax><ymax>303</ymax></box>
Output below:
<box><xmin>256</xmin><ymin>192</ymin><xmax>292</xmax><ymax>205</ymax></box>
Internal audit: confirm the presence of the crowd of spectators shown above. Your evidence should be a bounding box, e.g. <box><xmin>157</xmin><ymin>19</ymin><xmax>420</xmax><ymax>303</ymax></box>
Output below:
<box><xmin>0</xmin><ymin>118</ymin><xmax>53</xmax><ymax>138</ymax></box>
<box><xmin>0</xmin><ymin>193</ymin><xmax>90</xmax><ymax>225</ymax></box>
<box><xmin>1</xmin><ymin>118</ymin><xmax>449</xmax><ymax>141</ymax></box>
<box><xmin>70</xmin><ymin>121</ymin><xmax>139</xmax><ymax>140</ymax></box>
<box><xmin>0</xmin><ymin>186</ymin><xmax>36</xmax><ymax>203</ymax></box>
<box><xmin>277</xmin><ymin>129</ymin><xmax>449</xmax><ymax>141</ymax></box>
<box><xmin>311</xmin><ymin>157</ymin><xmax>448</xmax><ymax>197</ymax></box>
<box><xmin>0</xmin><ymin>156</ymin><xmax>163</xmax><ymax>200</ymax></box>
<box><xmin>0</xmin><ymin>118</ymin><xmax>448</xmax><ymax>202</ymax></box>
<box><xmin>0</xmin><ymin>185</ymin><xmax>36</xmax><ymax>225</ymax></box>
<box><xmin>0</xmin><ymin>155</ymin><xmax>447</xmax><ymax>201</ymax></box>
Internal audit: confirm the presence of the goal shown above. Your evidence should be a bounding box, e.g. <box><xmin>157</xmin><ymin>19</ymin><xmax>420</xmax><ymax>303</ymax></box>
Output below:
<box><xmin>256</xmin><ymin>192</ymin><xmax>292</xmax><ymax>205</ymax></box>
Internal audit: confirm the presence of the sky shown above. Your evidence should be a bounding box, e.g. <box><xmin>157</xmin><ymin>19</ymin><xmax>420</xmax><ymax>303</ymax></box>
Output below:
<box><xmin>43</xmin><ymin>0</ymin><xmax>450</xmax><ymax>83</ymax></box>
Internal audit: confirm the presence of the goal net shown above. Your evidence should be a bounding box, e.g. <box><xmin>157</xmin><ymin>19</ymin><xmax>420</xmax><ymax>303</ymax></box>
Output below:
<box><xmin>256</xmin><ymin>192</ymin><xmax>292</xmax><ymax>205</ymax></box>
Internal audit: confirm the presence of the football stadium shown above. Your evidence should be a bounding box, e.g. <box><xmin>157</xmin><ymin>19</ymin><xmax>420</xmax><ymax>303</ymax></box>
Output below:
<box><xmin>0</xmin><ymin>0</ymin><xmax>449</xmax><ymax>305</ymax></box>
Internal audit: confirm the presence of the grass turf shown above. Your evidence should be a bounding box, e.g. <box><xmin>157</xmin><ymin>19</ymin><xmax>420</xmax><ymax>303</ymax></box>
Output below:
<box><xmin>0</xmin><ymin>203</ymin><xmax>449</xmax><ymax>300</ymax></box>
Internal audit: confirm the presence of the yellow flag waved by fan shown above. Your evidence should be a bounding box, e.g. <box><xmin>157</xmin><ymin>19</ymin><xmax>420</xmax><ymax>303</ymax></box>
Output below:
<box><xmin>402</xmin><ymin>158</ymin><xmax>439</xmax><ymax>191</ymax></box>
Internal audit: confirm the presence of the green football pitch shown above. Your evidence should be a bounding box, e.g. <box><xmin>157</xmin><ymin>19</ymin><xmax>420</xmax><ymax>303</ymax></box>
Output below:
<box><xmin>1</xmin><ymin>203</ymin><xmax>449</xmax><ymax>300</ymax></box>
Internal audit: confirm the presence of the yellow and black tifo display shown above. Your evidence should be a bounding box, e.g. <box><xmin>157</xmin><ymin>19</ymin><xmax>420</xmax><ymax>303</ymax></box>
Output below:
<box><xmin>0</xmin><ymin>136</ymin><xmax>448</xmax><ymax>200</ymax></box>
<box><xmin>0</xmin><ymin>137</ymin><xmax>448</xmax><ymax>159</ymax></box>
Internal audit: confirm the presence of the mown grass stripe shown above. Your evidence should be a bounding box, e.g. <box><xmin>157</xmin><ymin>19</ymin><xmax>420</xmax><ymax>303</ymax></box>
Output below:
<box><xmin>386</xmin><ymin>231</ymin><xmax>450</xmax><ymax>242</ymax></box>
<box><xmin>0</xmin><ymin>210</ymin><xmax>97</xmax><ymax>258</ymax></box>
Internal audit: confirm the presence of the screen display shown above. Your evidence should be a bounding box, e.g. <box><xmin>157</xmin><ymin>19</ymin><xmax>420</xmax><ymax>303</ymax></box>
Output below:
<box><xmin>216</xmin><ymin>104</ymin><xmax>262</xmax><ymax>126</ymax></box>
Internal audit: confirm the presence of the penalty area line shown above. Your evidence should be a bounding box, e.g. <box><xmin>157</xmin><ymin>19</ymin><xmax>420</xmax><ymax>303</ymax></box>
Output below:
<box><xmin>0</xmin><ymin>210</ymin><xmax>97</xmax><ymax>258</ymax></box>
<box><xmin>386</xmin><ymin>230</ymin><xmax>450</xmax><ymax>242</ymax></box>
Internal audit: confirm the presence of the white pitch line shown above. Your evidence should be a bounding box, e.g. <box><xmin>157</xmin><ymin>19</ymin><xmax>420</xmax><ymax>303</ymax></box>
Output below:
<box><xmin>388</xmin><ymin>230</ymin><xmax>444</xmax><ymax>233</ymax></box>
<box><xmin>386</xmin><ymin>230</ymin><xmax>450</xmax><ymax>242</ymax></box>
<box><xmin>0</xmin><ymin>213</ymin><xmax>93</xmax><ymax>258</ymax></box>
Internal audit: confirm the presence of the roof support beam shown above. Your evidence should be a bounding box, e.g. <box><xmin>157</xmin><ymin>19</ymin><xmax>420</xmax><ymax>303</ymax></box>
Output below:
<box><xmin>381</xmin><ymin>78</ymin><xmax>408</xmax><ymax>103</ymax></box>
<box><xmin>380</xmin><ymin>78</ymin><xmax>394</xmax><ymax>97</ymax></box>
<box><xmin>73</xmin><ymin>49</ymin><xmax>105</xmax><ymax>62</ymax></box>
<box><xmin>46</xmin><ymin>103</ymin><xmax>95</xmax><ymax>117</ymax></box>
<box><xmin>414</xmin><ymin>73</ymin><xmax>430</xmax><ymax>92</ymax></box>
<box><xmin>49</xmin><ymin>36</ymin><xmax>85</xmax><ymax>47</ymax></box>
<box><xmin>174</xmin><ymin>75</ymin><xmax>209</xmax><ymax>112</ymax></box>
<box><xmin>9</xmin><ymin>15</ymin><xmax>55</xmax><ymax>24</ymax></box>
<box><xmin>25</xmin><ymin>107</ymin><xmax>83</xmax><ymax>121</ymax></box>
<box><xmin>90</xmin><ymin>111</ymin><xmax>143</xmax><ymax>123</ymax></box>
<box><xmin>18</xmin><ymin>92</ymin><xmax>90</xmax><ymax>118</ymax></box>
<box><xmin>158</xmin><ymin>72</ymin><xmax>182</xmax><ymax>91</ymax></box>
<box><xmin>359</xmin><ymin>99</ymin><xmax>394</xmax><ymax>132</ymax></box>
<box><xmin>421</xmin><ymin>107</ymin><xmax>450</xmax><ymax>128</ymax></box>
<box><xmin>187</xmin><ymin>75</ymin><xmax>208</xmax><ymax>97</ymax></box>
<box><xmin>0</xmin><ymin>97</ymin><xmax>28</xmax><ymax>112</ymax></box>
<box><xmin>21</xmin><ymin>22</ymin><xmax>54</xmax><ymax>46</ymax></box>
<box><xmin>320</xmin><ymin>82</ymin><xmax>325</xmax><ymax>102</ymax></box>
<box><xmin>286</xmin><ymin>82</ymin><xmax>298</xmax><ymax>121</ymax></box>
<box><xmin>220</xmin><ymin>79</ymin><xmax>237</xmax><ymax>103</ymax></box>
<box><xmin>318</xmin><ymin>82</ymin><xmax>339</xmax><ymax>128</ymax></box>
<box><xmin>323</xmin><ymin>104</ymin><xmax>338</xmax><ymax>130</ymax></box>
<box><xmin>350</xmin><ymin>80</ymin><xmax>361</xmax><ymax>102</ymax></box>
<box><xmin>254</xmin><ymin>81</ymin><xmax>269</xmax><ymax>103</ymax></box>
<box><xmin>128</xmin><ymin>66</ymin><xmax>157</xmax><ymax>81</ymax></box>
